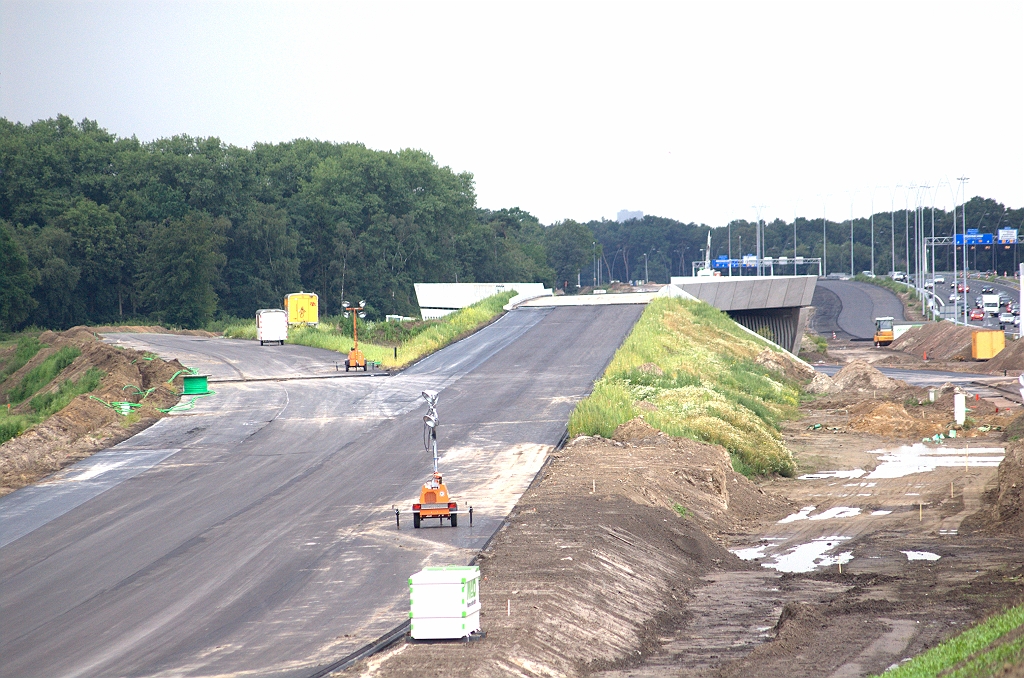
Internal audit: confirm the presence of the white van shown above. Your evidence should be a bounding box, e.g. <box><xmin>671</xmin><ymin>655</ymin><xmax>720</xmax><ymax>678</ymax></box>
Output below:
<box><xmin>256</xmin><ymin>309</ymin><xmax>288</xmax><ymax>346</ymax></box>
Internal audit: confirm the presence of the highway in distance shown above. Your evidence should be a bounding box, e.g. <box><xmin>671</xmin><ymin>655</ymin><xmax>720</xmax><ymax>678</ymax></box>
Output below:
<box><xmin>0</xmin><ymin>304</ymin><xmax>642</xmax><ymax>678</ymax></box>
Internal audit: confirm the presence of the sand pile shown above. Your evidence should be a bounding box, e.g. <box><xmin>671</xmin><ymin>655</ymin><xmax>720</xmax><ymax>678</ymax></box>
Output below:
<box><xmin>983</xmin><ymin>337</ymin><xmax>1024</xmax><ymax>374</ymax></box>
<box><xmin>0</xmin><ymin>328</ymin><xmax>185</xmax><ymax>496</ymax></box>
<box><xmin>830</xmin><ymin>360</ymin><xmax>909</xmax><ymax>393</ymax></box>
<box><xmin>890</xmin><ymin>322</ymin><xmax>973</xmax><ymax>361</ymax></box>
<box><xmin>754</xmin><ymin>348</ymin><xmax>816</xmax><ymax>381</ymax></box>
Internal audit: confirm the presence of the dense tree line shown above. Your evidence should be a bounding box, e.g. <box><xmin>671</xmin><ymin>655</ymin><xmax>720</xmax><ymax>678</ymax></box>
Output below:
<box><xmin>0</xmin><ymin>116</ymin><xmax>594</xmax><ymax>331</ymax></box>
<box><xmin>2</xmin><ymin>116</ymin><xmax>1018</xmax><ymax>332</ymax></box>
<box><xmin>587</xmin><ymin>197</ymin><xmax>1023</xmax><ymax>285</ymax></box>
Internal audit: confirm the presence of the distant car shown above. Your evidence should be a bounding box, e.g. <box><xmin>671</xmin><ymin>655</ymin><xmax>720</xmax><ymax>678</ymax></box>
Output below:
<box><xmin>891</xmin><ymin>271</ymin><xmax>908</xmax><ymax>282</ymax></box>
<box><xmin>1016</xmin><ymin>315</ymin><xmax>1021</xmax><ymax>327</ymax></box>
<box><xmin>999</xmin><ymin>311</ymin><xmax>1015</xmax><ymax>326</ymax></box>
<box><xmin>975</xmin><ymin>296</ymin><xmax>983</xmax><ymax>308</ymax></box>
<box><xmin>933</xmin><ymin>275</ymin><xmax>945</xmax><ymax>284</ymax></box>
<box><xmin>924</xmin><ymin>279</ymin><xmax>934</xmax><ymax>289</ymax></box>
<box><xmin>957</xmin><ymin>283</ymin><xmax>970</xmax><ymax>293</ymax></box>
<box><xmin>950</xmin><ymin>293</ymin><xmax>961</xmax><ymax>303</ymax></box>
<box><xmin>982</xmin><ymin>286</ymin><xmax>995</xmax><ymax>294</ymax></box>
<box><xmin>970</xmin><ymin>308</ymin><xmax>985</xmax><ymax>321</ymax></box>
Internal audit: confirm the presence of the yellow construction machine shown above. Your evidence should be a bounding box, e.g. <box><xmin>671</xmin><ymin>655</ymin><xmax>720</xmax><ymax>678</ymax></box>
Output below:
<box><xmin>873</xmin><ymin>317</ymin><xmax>894</xmax><ymax>346</ymax></box>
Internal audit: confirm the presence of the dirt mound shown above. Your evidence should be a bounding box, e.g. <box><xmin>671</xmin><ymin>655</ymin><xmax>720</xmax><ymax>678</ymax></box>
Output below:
<box><xmin>830</xmin><ymin>360</ymin><xmax>909</xmax><ymax>392</ymax></box>
<box><xmin>362</xmin><ymin>428</ymin><xmax>792</xmax><ymax>677</ymax></box>
<box><xmin>891</xmin><ymin>322</ymin><xmax>974</xmax><ymax>361</ymax></box>
<box><xmin>806</xmin><ymin>371</ymin><xmax>835</xmax><ymax>394</ymax></box>
<box><xmin>87</xmin><ymin>324</ymin><xmax>218</xmax><ymax>337</ymax></box>
<box><xmin>0</xmin><ymin>329</ymin><xmax>185</xmax><ymax>496</ymax></box>
<box><xmin>963</xmin><ymin>437</ymin><xmax>1024</xmax><ymax>535</ymax></box>
<box><xmin>754</xmin><ymin>348</ymin><xmax>816</xmax><ymax>382</ymax></box>
<box><xmin>984</xmin><ymin>337</ymin><xmax>1024</xmax><ymax>375</ymax></box>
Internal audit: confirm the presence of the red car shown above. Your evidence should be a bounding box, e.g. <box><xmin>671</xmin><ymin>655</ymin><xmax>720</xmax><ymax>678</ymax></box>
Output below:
<box><xmin>970</xmin><ymin>308</ymin><xmax>985</xmax><ymax>321</ymax></box>
<box><xmin>957</xmin><ymin>283</ymin><xmax>970</xmax><ymax>293</ymax></box>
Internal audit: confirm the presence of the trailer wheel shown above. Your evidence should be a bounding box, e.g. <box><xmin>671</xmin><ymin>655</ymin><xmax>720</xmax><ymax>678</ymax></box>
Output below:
<box><xmin>450</xmin><ymin>512</ymin><xmax>458</xmax><ymax>528</ymax></box>
<box><xmin>413</xmin><ymin>513</ymin><xmax>420</xmax><ymax>529</ymax></box>
<box><xmin>345</xmin><ymin>360</ymin><xmax>350</xmax><ymax>372</ymax></box>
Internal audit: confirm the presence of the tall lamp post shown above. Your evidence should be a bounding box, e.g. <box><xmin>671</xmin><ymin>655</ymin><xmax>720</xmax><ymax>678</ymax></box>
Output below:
<box><xmin>889</xmin><ymin>184</ymin><xmax>901</xmax><ymax>274</ymax></box>
<box><xmin>958</xmin><ymin>176</ymin><xmax>970</xmax><ymax>325</ymax></box>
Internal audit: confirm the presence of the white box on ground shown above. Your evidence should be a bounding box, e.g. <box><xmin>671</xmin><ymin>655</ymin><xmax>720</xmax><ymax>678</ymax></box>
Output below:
<box><xmin>409</xmin><ymin>565</ymin><xmax>481</xmax><ymax>639</ymax></box>
<box><xmin>256</xmin><ymin>309</ymin><xmax>287</xmax><ymax>345</ymax></box>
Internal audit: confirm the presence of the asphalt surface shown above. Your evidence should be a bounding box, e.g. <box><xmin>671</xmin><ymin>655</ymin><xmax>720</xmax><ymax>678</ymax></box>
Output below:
<box><xmin>811</xmin><ymin>280</ymin><xmax>907</xmax><ymax>340</ymax></box>
<box><xmin>0</xmin><ymin>305</ymin><xmax>643</xmax><ymax>678</ymax></box>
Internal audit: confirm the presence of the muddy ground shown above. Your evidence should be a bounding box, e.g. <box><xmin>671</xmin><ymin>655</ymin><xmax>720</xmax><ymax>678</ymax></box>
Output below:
<box><xmin>0</xmin><ymin>326</ymin><xmax>190</xmax><ymax>496</ymax></box>
<box><xmin>353</xmin><ymin>357</ymin><xmax>1024</xmax><ymax>677</ymax></box>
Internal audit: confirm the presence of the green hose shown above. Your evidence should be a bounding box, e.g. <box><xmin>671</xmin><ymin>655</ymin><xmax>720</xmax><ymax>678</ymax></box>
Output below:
<box><xmin>167</xmin><ymin>367</ymin><xmax>199</xmax><ymax>384</ymax></box>
<box><xmin>122</xmin><ymin>384</ymin><xmax>156</xmax><ymax>400</ymax></box>
<box><xmin>158</xmin><ymin>392</ymin><xmax>215</xmax><ymax>414</ymax></box>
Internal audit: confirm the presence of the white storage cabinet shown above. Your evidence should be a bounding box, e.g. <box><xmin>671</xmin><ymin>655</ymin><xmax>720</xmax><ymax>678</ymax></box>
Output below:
<box><xmin>409</xmin><ymin>565</ymin><xmax>481</xmax><ymax>640</ymax></box>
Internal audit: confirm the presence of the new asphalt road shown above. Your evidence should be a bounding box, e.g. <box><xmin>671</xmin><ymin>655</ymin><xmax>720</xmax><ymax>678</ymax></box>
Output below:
<box><xmin>0</xmin><ymin>304</ymin><xmax>643</xmax><ymax>678</ymax></box>
<box><xmin>811</xmin><ymin>280</ymin><xmax>906</xmax><ymax>340</ymax></box>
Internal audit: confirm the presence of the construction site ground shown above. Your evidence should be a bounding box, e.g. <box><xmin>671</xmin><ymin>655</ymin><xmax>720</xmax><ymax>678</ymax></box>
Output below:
<box><xmin>355</xmin><ymin>339</ymin><xmax>1024</xmax><ymax>678</ymax></box>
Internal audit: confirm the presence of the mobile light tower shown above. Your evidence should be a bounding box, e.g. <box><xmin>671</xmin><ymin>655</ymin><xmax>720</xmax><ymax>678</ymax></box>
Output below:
<box><xmin>411</xmin><ymin>390</ymin><xmax>459</xmax><ymax>529</ymax></box>
<box><xmin>341</xmin><ymin>300</ymin><xmax>368</xmax><ymax>371</ymax></box>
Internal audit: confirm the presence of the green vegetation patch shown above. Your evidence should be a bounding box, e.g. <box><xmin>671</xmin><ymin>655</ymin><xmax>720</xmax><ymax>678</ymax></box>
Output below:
<box><xmin>7</xmin><ymin>346</ymin><xmax>81</xmax><ymax>404</ymax></box>
<box><xmin>223</xmin><ymin>292</ymin><xmax>516</xmax><ymax>369</ymax></box>
<box><xmin>568</xmin><ymin>297</ymin><xmax>799</xmax><ymax>477</ymax></box>
<box><xmin>29</xmin><ymin>368</ymin><xmax>105</xmax><ymax>417</ymax></box>
<box><xmin>872</xmin><ymin>604</ymin><xmax>1024</xmax><ymax>678</ymax></box>
<box><xmin>0</xmin><ymin>336</ymin><xmax>46</xmax><ymax>383</ymax></box>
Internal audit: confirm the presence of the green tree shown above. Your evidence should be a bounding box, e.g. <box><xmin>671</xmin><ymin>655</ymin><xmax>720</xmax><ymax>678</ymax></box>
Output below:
<box><xmin>221</xmin><ymin>202</ymin><xmax>301</xmax><ymax>316</ymax></box>
<box><xmin>0</xmin><ymin>221</ymin><xmax>38</xmax><ymax>331</ymax></box>
<box><xmin>545</xmin><ymin>219</ymin><xmax>594</xmax><ymax>292</ymax></box>
<box><xmin>139</xmin><ymin>212</ymin><xmax>227</xmax><ymax>328</ymax></box>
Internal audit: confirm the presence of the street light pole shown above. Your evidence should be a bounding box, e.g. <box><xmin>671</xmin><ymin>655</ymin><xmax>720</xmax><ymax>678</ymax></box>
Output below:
<box><xmin>644</xmin><ymin>252</ymin><xmax>649</xmax><ymax>283</ymax></box>
<box><xmin>889</xmin><ymin>184</ymin><xmax>901</xmax><ymax>274</ymax></box>
<box><xmin>959</xmin><ymin>176</ymin><xmax>970</xmax><ymax>325</ymax></box>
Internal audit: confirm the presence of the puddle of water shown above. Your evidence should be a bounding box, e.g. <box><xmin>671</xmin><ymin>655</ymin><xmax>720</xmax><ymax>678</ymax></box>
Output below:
<box><xmin>809</xmin><ymin>506</ymin><xmax>861</xmax><ymax>521</ymax></box>
<box><xmin>763</xmin><ymin>537</ymin><xmax>853</xmax><ymax>573</ymax></box>
<box><xmin>902</xmin><ymin>551</ymin><xmax>941</xmax><ymax>561</ymax></box>
<box><xmin>777</xmin><ymin>506</ymin><xmax>862</xmax><ymax>523</ymax></box>
<box><xmin>777</xmin><ymin>506</ymin><xmax>815</xmax><ymax>523</ymax></box>
<box><xmin>799</xmin><ymin>469</ymin><xmax>866</xmax><ymax>480</ymax></box>
<box><xmin>866</xmin><ymin>444</ymin><xmax>1004</xmax><ymax>479</ymax></box>
<box><xmin>731</xmin><ymin>545</ymin><xmax>769</xmax><ymax>560</ymax></box>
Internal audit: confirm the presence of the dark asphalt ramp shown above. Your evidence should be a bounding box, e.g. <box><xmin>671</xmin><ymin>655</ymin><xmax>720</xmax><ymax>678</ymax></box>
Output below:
<box><xmin>812</xmin><ymin>280</ymin><xmax>906</xmax><ymax>339</ymax></box>
<box><xmin>0</xmin><ymin>304</ymin><xmax>643</xmax><ymax>678</ymax></box>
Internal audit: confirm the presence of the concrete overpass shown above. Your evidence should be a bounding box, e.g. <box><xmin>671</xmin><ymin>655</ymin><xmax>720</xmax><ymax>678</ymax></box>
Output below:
<box><xmin>669</xmin><ymin>275</ymin><xmax>818</xmax><ymax>354</ymax></box>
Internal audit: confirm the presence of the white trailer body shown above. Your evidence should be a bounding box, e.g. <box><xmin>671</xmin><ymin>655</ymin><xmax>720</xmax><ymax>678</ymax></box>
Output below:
<box><xmin>982</xmin><ymin>294</ymin><xmax>1001</xmax><ymax>317</ymax></box>
<box><xmin>256</xmin><ymin>309</ymin><xmax>288</xmax><ymax>345</ymax></box>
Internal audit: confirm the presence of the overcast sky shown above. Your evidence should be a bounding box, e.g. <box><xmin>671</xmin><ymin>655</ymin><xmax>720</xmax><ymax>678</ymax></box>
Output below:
<box><xmin>2</xmin><ymin>0</ymin><xmax>1021</xmax><ymax>227</ymax></box>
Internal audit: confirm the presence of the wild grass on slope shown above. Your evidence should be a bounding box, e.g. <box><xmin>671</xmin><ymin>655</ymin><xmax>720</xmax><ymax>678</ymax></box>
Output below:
<box><xmin>0</xmin><ymin>336</ymin><xmax>46</xmax><ymax>384</ymax></box>
<box><xmin>7</xmin><ymin>346</ymin><xmax>81</xmax><ymax>404</ymax></box>
<box><xmin>223</xmin><ymin>292</ymin><xmax>516</xmax><ymax>369</ymax></box>
<box><xmin>569</xmin><ymin>297</ymin><xmax>799</xmax><ymax>477</ymax></box>
<box><xmin>872</xmin><ymin>604</ymin><xmax>1024</xmax><ymax>678</ymax></box>
<box><xmin>1</xmin><ymin>367</ymin><xmax>106</xmax><ymax>445</ymax></box>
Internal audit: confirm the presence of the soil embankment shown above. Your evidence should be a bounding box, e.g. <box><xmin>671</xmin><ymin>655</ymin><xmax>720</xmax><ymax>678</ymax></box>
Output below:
<box><xmin>358</xmin><ymin>423</ymin><xmax>791</xmax><ymax>677</ymax></box>
<box><xmin>0</xmin><ymin>327</ymin><xmax>187</xmax><ymax>496</ymax></box>
<box><xmin>354</xmin><ymin>361</ymin><xmax>1024</xmax><ymax>677</ymax></box>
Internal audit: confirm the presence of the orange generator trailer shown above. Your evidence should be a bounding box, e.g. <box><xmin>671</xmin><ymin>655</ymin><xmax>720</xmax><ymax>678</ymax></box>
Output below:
<box><xmin>412</xmin><ymin>390</ymin><xmax>458</xmax><ymax>528</ymax></box>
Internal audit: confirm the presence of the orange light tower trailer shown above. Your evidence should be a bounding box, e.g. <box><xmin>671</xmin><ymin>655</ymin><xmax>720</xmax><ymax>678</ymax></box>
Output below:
<box><xmin>341</xmin><ymin>300</ymin><xmax>368</xmax><ymax>371</ymax></box>
<box><xmin>412</xmin><ymin>390</ymin><xmax>460</xmax><ymax>528</ymax></box>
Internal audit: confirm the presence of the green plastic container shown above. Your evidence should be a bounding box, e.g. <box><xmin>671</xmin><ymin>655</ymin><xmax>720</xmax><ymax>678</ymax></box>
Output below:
<box><xmin>182</xmin><ymin>374</ymin><xmax>210</xmax><ymax>395</ymax></box>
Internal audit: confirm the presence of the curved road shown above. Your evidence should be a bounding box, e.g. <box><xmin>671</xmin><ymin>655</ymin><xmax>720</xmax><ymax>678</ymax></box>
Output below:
<box><xmin>0</xmin><ymin>305</ymin><xmax>643</xmax><ymax>678</ymax></box>
<box><xmin>811</xmin><ymin>280</ymin><xmax>906</xmax><ymax>340</ymax></box>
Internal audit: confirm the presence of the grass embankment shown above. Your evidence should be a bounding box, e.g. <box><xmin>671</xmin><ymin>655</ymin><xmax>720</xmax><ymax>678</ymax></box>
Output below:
<box><xmin>1</xmin><ymin>343</ymin><xmax>106</xmax><ymax>445</ymax></box>
<box><xmin>0</xmin><ymin>336</ymin><xmax>46</xmax><ymax>384</ymax></box>
<box><xmin>568</xmin><ymin>297</ymin><xmax>799</xmax><ymax>477</ymax></box>
<box><xmin>873</xmin><ymin>604</ymin><xmax>1024</xmax><ymax>678</ymax></box>
<box><xmin>222</xmin><ymin>292</ymin><xmax>516</xmax><ymax>369</ymax></box>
